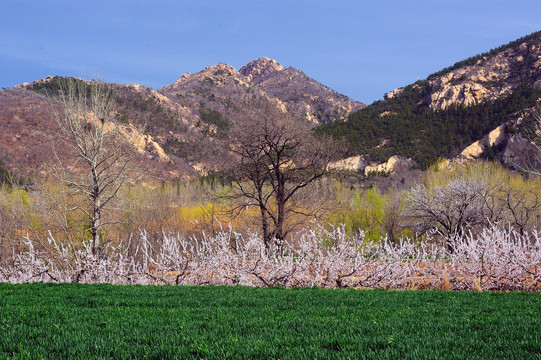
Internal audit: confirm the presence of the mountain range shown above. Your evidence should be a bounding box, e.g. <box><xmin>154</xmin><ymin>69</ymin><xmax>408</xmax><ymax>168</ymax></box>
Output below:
<box><xmin>0</xmin><ymin>57</ymin><xmax>363</xmax><ymax>181</ymax></box>
<box><xmin>0</xmin><ymin>30</ymin><xmax>540</xmax><ymax>183</ymax></box>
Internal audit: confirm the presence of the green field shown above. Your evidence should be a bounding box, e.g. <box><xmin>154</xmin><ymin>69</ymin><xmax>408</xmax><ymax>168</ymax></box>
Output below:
<box><xmin>0</xmin><ymin>284</ymin><xmax>540</xmax><ymax>359</ymax></box>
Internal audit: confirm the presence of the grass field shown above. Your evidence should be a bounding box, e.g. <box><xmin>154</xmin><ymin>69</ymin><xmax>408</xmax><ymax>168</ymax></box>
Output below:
<box><xmin>0</xmin><ymin>284</ymin><xmax>540</xmax><ymax>359</ymax></box>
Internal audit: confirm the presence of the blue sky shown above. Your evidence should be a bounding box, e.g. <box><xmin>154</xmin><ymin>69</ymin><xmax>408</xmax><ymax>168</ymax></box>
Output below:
<box><xmin>1</xmin><ymin>1</ymin><xmax>539</xmax><ymax>103</ymax></box>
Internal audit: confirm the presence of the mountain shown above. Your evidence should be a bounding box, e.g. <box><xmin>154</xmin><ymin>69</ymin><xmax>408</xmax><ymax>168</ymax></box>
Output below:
<box><xmin>3</xmin><ymin>29</ymin><xmax>540</xmax><ymax>184</ymax></box>
<box><xmin>0</xmin><ymin>58</ymin><xmax>364</xmax><ymax>181</ymax></box>
<box><xmin>426</xmin><ymin>33</ymin><xmax>541</xmax><ymax>110</ymax></box>
<box><xmin>317</xmin><ymin>30</ymin><xmax>541</xmax><ymax>170</ymax></box>
<box><xmin>0</xmin><ymin>85</ymin><xmax>192</xmax><ymax>182</ymax></box>
<box><xmin>160</xmin><ymin>58</ymin><xmax>363</xmax><ymax>125</ymax></box>
<box><xmin>239</xmin><ymin>57</ymin><xmax>362</xmax><ymax>123</ymax></box>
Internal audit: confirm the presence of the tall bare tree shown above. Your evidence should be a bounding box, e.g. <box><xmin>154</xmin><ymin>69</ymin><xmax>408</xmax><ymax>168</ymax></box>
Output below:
<box><xmin>49</xmin><ymin>78</ymin><xmax>137</xmax><ymax>254</ymax></box>
<box><xmin>229</xmin><ymin>103</ymin><xmax>339</xmax><ymax>255</ymax></box>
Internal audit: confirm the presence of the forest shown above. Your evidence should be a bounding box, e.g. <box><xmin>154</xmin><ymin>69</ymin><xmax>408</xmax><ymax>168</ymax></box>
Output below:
<box><xmin>316</xmin><ymin>84</ymin><xmax>541</xmax><ymax>169</ymax></box>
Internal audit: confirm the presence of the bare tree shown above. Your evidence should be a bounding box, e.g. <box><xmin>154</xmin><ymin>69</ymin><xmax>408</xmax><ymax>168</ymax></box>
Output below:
<box><xmin>228</xmin><ymin>103</ymin><xmax>339</xmax><ymax>255</ymax></box>
<box><xmin>514</xmin><ymin>103</ymin><xmax>541</xmax><ymax>175</ymax></box>
<box><xmin>49</xmin><ymin>78</ymin><xmax>137</xmax><ymax>254</ymax></box>
<box><xmin>500</xmin><ymin>176</ymin><xmax>541</xmax><ymax>236</ymax></box>
<box><xmin>379</xmin><ymin>189</ymin><xmax>405</xmax><ymax>244</ymax></box>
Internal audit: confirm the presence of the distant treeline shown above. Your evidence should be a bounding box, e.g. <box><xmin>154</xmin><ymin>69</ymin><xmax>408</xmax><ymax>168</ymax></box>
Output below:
<box><xmin>316</xmin><ymin>84</ymin><xmax>541</xmax><ymax>169</ymax></box>
<box><xmin>427</xmin><ymin>30</ymin><xmax>541</xmax><ymax>80</ymax></box>
<box><xmin>26</xmin><ymin>76</ymin><xmax>95</xmax><ymax>96</ymax></box>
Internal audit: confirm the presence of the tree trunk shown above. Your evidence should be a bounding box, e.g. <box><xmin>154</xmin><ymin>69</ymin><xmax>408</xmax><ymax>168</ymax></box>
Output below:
<box><xmin>91</xmin><ymin>167</ymin><xmax>101</xmax><ymax>255</ymax></box>
<box><xmin>275</xmin><ymin>173</ymin><xmax>286</xmax><ymax>256</ymax></box>
<box><xmin>260</xmin><ymin>207</ymin><xmax>272</xmax><ymax>256</ymax></box>
<box><xmin>91</xmin><ymin>200</ymin><xmax>101</xmax><ymax>255</ymax></box>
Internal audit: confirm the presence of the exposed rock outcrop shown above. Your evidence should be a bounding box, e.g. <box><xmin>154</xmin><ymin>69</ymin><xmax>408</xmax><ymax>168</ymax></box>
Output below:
<box><xmin>427</xmin><ymin>38</ymin><xmax>541</xmax><ymax>110</ymax></box>
<box><xmin>430</xmin><ymin>82</ymin><xmax>489</xmax><ymax>110</ymax></box>
<box><xmin>454</xmin><ymin>99</ymin><xmax>541</xmax><ymax>171</ymax></box>
<box><xmin>364</xmin><ymin>155</ymin><xmax>416</xmax><ymax>175</ymax></box>
<box><xmin>239</xmin><ymin>57</ymin><xmax>285</xmax><ymax>83</ymax></box>
<box><xmin>501</xmin><ymin>132</ymin><xmax>541</xmax><ymax>172</ymax></box>
<box><xmin>383</xmin><ymin>35</ymin><xmax>541</xmax><ymax>111</ymax></box>
<box><xmin>116</xmin><ymin>124</ymin><xmax>170</xmax><ymax>162</ymax></box>
<box><xmin>384</xmin><ymin>87</ymin><xmax>404</xmax><ymax>100</ymax></box>
<box><xmin>459</xmin><ymin>124</ymin><xmax>507</xmax><ymax>160</ymax></box>
<box><xmin>327</xmin><ymin>155</ymin><xmax>367</xmax><ymax>172</ymax></box>
<box><xmin>502</xmin><ymin>134</ymin><xmax>531</xmax><ymax>168</ymax></box>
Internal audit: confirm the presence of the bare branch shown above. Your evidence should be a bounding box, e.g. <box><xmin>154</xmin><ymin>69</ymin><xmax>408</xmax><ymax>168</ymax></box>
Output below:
<box><xmin>48</xmin><ymin>78</ymin><xmax>141</xmax><ymax>255</ymax></box>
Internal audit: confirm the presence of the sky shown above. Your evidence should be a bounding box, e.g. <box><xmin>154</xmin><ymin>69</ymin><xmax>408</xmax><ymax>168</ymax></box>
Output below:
<box><xmin>1</xmin><ymin>1</ymin><xmax>540</xmax><ymax>104</ymax></box>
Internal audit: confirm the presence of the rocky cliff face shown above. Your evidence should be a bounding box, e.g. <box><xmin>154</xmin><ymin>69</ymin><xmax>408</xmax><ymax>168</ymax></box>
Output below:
<box><xmin>428</xmin><ymin>39</ymin><xmax>541</xmax><ymax>110</ymax></box>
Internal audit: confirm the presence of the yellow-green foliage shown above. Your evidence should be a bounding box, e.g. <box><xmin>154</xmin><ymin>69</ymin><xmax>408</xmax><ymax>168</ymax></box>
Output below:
<box><xmin>424</xmin><ymin>159</ymin><xmax>505</xmax><ymax>186</ymax></box>
<box><xmin>499</xmin><ymin>169</ymin><xmax>541</xmax><ymax>234</ymax></box>
<box><xmin>327</xmin><ymin>183</ymin><xmax>391</xmax><ymax>242</ymax></box>
<box><xmin>118</xmin><ymin>182</ymin><xmax>261</xmax><ymax>238</ymax></box>
<box><xmin>0</xmin><ymin>186</ymin><xmax>47</xmax><ymax>263</ymax></box>
<box><xmin>2</xmin><ymin>160</ymin><xmax>540</xmax><ymax>256</ymax></box>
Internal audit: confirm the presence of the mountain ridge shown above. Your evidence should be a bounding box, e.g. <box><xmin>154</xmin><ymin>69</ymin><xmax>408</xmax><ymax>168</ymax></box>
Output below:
<box><xmin>2</xmin><ymin>29</ymin><xmax>541</xmax><ymax>183</ymax></box>
<box><xmin>0</xmin><ymin>58</ymin><xmax>364</xmax><ymax>181</ymax></box>
<box><xmin>318</xmin><ymin>30</ymin><xmax>541</xmax><ymax>171</ymax></box>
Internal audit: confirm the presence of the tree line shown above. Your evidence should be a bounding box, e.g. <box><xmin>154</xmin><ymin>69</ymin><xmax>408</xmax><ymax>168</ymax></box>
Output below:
<box><xmin>427</xmin><ymin>30</ymin><xmax>540</xmax><ymax>80</ymax></box>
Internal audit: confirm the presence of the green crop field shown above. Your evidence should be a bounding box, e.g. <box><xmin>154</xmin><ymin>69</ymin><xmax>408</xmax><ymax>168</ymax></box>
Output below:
<box><xmin>0</xmin><ymin>284</ymin><xmax>540</xmax><ymax>359</ymax></box>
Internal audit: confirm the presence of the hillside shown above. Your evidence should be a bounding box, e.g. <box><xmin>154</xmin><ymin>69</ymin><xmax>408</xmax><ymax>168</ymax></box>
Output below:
<box><xmin>0</xmin><ymin>58</ymin><xmax>363</xmax><ymax>181</ymax></box>
<box><xmin>317</xmin><ymin>30</ymin><xmax>541</xmax><ymax>170</ymax></box>
<box><xmin>0</xmin><ymin>86</ymin><xmax>194</xmax><ymax>181</ymax></box>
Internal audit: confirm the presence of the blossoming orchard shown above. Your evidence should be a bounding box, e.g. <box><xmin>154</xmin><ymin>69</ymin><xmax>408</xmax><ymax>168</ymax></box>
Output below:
<box><xmin>3</xmin><ymin>224</ymin><xmax>540</xmax><ymax>292</ymax></box>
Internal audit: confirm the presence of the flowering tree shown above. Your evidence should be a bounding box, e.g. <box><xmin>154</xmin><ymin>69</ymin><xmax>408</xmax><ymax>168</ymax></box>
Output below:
<box><xmin>408</xmin><ymin>178</ymin><xmax>487</xmax><ymax>245</ymax></box>
<box><xmin>405</xmin><ymin>161</ymin><xmax>509</xmax><ymax>251</ymax></box>
<box><xmin>3</xmin><ymin>223</ymin><xmax>540</xmax><ymax>292</ymax></box>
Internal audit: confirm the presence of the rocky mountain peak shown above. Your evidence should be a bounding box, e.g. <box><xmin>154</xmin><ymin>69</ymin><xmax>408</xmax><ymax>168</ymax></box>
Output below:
<box><xmin>239</xmin><ymin>57</ymin><xmax>285</xmax><ymax>82</ymax></box>
<box><xmin>161</xmin><ymin>62</ymin><xmax>245</xmax><ymax>94</ymax></box>
<box><xmin>203</xmin><ymin>63</ymin><xmax>237</xmax><ymax>76</ymax></box>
